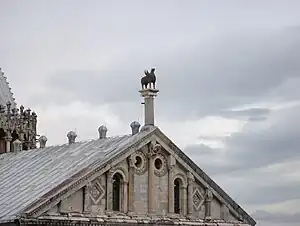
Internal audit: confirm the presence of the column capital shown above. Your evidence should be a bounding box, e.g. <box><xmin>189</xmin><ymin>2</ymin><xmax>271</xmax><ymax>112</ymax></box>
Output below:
<box><xmin>168</xmin><ymin>164</ymin><xmax>176</xmax><ymax>172</ymax></box>
<box><xmin>206</xmin><ymin>188</ymin><xmax>213</xmax><ymax>202</ymax></box>
<box><xmin>187</xmin><ymin>172</ymin><xmax>194</xmax><ymax>182</ymax></box>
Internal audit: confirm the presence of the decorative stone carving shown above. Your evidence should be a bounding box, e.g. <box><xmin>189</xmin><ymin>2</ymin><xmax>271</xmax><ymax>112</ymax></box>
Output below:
<box><xmin>12</xmin><ymin>139</ymin><xmax>22</xmax><ymax>152</ymax></box>
<box><xmin>67</xmin><ymin>131</ymin><xmax>77</xmax><ymax>144</ymax></box>
<box><xmin>0</xmin><ymin>101</ymin><xmax>38</xmax><ymax>152</ymax></box>
<box><xmin>130</xmin><ymin>151</ymin><xmax>148</xmax><ymax>175</ymax></box>
<box><xmin>88</xmin><ymin>178</ymin><xmax>105</xmax><ymax>204</ymax></box>
<box><xmin>153</xmin><ymin>153</ymin><xmax>168</xmax><ymax>177</ymax></box>
<box><xmin>193</xmin><ymin>188</ymin><xmax>205</xmax><ymax>211</ymax></box>
<box><xmin>38</xmin><ymin>135</ymin><xmax>48</xmax><ymax>148</ymax></box>
<box><xmin>130</xmin><ymin>121</ymin><xmax>141</xmax><ymax>135</ymax></box>
<box><xmin>205</xmin><ymin>188</ymin><xmax>213</xmax><ymax>220</ymax></box>
<box><xmin>141</xmin><ymin>68</ymin><xmax>156</xmax><ymax>89</ymax></box>
<box><xmin>98</xmin><ymin>125</ymin><xmax>108</xmax><ymax>139</ymax></box>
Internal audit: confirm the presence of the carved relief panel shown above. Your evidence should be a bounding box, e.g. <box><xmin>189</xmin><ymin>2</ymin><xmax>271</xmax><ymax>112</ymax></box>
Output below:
<box><xmin>192</xmin><ymin>183</ymin><xmax>206</xmax><ymax>218</ymax></box>
<box><xmin>87</xmin><ymin>174</ymin><xmax>106</xmax><ymax>213</ymax></box>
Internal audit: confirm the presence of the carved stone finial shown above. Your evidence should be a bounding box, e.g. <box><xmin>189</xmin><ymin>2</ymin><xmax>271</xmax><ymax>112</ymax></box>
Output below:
<box><xmin>130</xmin><ymin>121</ymin><xmax>140</xmax><ymax>135</ymax></box>
<box><xmin>67</xmin><ymin>131</ymin><xmax>77</xmax><ymax>144</ymax></box>
<box><xmin>39</xmin><ymin>135</ymin><xmax>48</xmax><ymax>148</ymax></box>
<box><xmin>12</xmin><ymin>139</ymin><xmax>22</xmax><ymax>152</ymax></box>
<box><xmin>98</xmin><ymin>125</ymin><xmax>108</xmax><ymax>139</ymax></box>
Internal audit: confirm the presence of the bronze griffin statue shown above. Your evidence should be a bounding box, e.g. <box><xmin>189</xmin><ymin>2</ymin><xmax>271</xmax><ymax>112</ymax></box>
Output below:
<box><xmin>141</xmin><ymin>68</ymin><xmax>156</xmax><ymax>89</ymax></box>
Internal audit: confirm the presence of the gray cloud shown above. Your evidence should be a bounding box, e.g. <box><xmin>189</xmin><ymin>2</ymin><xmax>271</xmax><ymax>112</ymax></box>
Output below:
<box><xmin>237</xmin><ymin>182</ymin><xmax>300</xmax><ymax>205</ymax></box>
<box><xmin>30</xmin><ymin>27</ymin><xmax>300</xmax><ymax>122</ymax></box>
<box><xmin>186</xmin><ymin>101</ymin><xmax>300</xmax><ymax>176</ymax></box>
<box><xmin>253</xmin><ymin>210</ymin><xmax>300</xmax><ymax>224</ymax></box>
<box><xmin>220</xmin><ymin>108</ymin><xmax>271</xmax><ymax>121</ymax></box>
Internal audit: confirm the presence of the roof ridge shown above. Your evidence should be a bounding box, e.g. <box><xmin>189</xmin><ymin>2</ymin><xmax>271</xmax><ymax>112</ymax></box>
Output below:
<box><xmin>37</xmin><ymin>134</ymin><xmax>132</xmax><ymax>149</ymax></box>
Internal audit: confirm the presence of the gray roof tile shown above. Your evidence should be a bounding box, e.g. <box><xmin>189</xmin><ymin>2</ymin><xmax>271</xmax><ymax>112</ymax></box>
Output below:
<box><xmin>0</xmin><ymin>128</ymin><xmax>154</xmax><ymax>221</ymax></box>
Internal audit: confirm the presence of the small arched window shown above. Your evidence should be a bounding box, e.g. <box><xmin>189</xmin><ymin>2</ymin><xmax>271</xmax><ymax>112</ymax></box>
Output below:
<box><xmin>112</xmin><ymin>173</ymin><xmax>123</xmax><ymax>211</ymax></box>
<box><xmin>174</xmin><ymin>178</ymin><xmax>181</xmax><ymax>214</ymax></box>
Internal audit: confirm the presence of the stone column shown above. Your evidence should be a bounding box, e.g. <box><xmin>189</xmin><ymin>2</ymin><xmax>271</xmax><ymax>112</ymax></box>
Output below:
<box><xmin>106</xmin><ymin>170</ymin><xmax>114</xmax><ymax>212</ymax></box>
<box><xmin>187</xmin><ymin>172</ymin><xmax>194</xmax><ymax>218</ymax></box>
<box><xmin>122</xmin><ymin>181</ymin><xmax>128</xmax><ymax>213</ymax></box>
<box><xmin>148</xmin><ymin>151</ymin><xmax>155</xmax><ymax>214</ymax></box>
<box><xmin>205</xmin><ymin>189</ymin><xmax>213</xmax><ymax>220</ymax></box>
<box><xmin>168</xmin><ymin>165</ymin><xmax>175</xmax><ymax>214</ymax></box>
<box><xmin>181</xmin><ymin>185</ymin><xmax>187</xmax><ymax>216</ymax></box>
<box><xmin>127</xmin><ymin>158</ymin><xmax>135</xmax><ymax>214</ymax></box>
<box><xmin>139</xmin><ymin>89</ymin><xmax>159</xmax><ymax>126</ymax></box>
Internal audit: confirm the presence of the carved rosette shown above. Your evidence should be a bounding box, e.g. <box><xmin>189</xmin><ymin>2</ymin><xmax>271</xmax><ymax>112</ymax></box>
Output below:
<box><xmin>130</xmin><ymin>151</ymin><xmax>148</xmax><ymax>175</ymax></box>
<box><xmin>153</xmin><ymin>153</ymin><xmax>168</xmax><ymax>177</ymax></box>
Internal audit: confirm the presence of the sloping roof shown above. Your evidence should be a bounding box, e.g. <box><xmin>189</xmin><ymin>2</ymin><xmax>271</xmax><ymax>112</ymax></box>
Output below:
<box><xmin>0</xmin><ymin>127</ymin><xmax>155</xmax><ymax>222</ymax></box>
<box><xmin>0</xmin><ymin>69</ymin><xmax>16</xmax><ymax>108</ymax></box>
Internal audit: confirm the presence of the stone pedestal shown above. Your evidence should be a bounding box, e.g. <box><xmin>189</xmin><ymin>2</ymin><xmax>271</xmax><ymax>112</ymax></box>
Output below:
<box><xmin>139</xmin><ymin>88</ymin><xmax>159</xmax><ymax>126</ymax></box>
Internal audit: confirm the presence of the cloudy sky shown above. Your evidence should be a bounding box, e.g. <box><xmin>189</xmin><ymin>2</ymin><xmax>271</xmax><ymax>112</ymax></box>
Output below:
<box><xmin>1</xmin><ymin>0</ymin><xmax>300</xmax><ymax>225</ymax></box>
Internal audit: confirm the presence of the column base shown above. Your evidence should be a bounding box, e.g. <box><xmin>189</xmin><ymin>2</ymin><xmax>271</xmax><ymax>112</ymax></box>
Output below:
<box><xmin>127</xmin><ymin>211</ymin><xmax>135</xmax><ymax>216</ymax></box>
<box><xmin>187</xmin><ymin>214</ymin><xmax>195</xmax><ymax>220</ymax></box>
<box><xmin>167</xmin><ymin>213</ymin><xmax>179</xmax><ymax>219</ymax></box>
<box><xmin>205</xmin><ymin>216</ymin><xmax>212</xmax><ymax>221</ymax></box>
<box><xmin>104</xmin><ymin>210</ymin><xmax>113</xmax><ymax>216</ymax></box>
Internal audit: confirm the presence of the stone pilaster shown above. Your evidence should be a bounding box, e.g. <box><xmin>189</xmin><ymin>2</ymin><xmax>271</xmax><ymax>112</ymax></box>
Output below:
<box><xmin>205</xmin><ymin>189</ymin><xmax>213</xmax><ymax>220</ymax></box>
<box><xmin>187</xmin><ymin>172</ymin><xmax>194</xmax><ymax>218</ymax></box>
<box><xmin>147</xmin><ymin>147</ymin><xmax>156</xmax><ymax>214</ymax></box>
<box><xmin>82</xmin><ymin>185</ymin><xmax>92</xmax><ymax>213</ymax></box>
<box><xmin>181</xmin><ymin>185</ymin><xmax>187</xmax><ymax>216</ymax></box>
<box><xmin>106</xmin><ymin>170</ymin><xmax>114</xmax><ymax>212</ymax></box>
<box><xmin>168</xmin><ymin>165</ymin><xmax>175</xmax><ymax>214</ymax></box>
<box><xmin>122</xmin><ymin>181</ymin><xmax>128</xmax><ymax>213</ymax></box>
<box><xmin>127</xmin><ymin>158</ymin><xmax>134</xmax><ymax>214</ymax></box>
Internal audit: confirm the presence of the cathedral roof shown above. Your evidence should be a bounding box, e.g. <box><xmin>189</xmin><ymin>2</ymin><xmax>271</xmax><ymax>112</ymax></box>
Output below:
<box><xmin>0</xmin><ymin>127</ymin><xmax>155</xmax><ymax>222</ymax></box>
<box><xmin>0</xmin><ymin>69</ymin><xmax>16</xmax><ymax>108</ymax></box>
<box><xmin>0</xmin><ymin>126</ymin><xmax>255</xmax><ymax>226</ymax></box>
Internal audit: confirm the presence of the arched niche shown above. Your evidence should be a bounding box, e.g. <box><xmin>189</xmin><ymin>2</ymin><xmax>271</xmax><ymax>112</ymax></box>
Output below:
<box><xmin>112</xmin><ymin>173</ymin><xmax>123</xmax><ymax>211</ymax></box>
<box><xmin>173</xmin><ymin>175</ymin><xmax>187</xmax><ymax>215</ymax></box>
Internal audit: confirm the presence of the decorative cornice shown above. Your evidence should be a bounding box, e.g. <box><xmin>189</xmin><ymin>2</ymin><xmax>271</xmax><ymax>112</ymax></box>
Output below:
<box><xmin>19</xmin><ymin>215</ymin><xmax>252</xmax><ymax>226</ymax></box>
